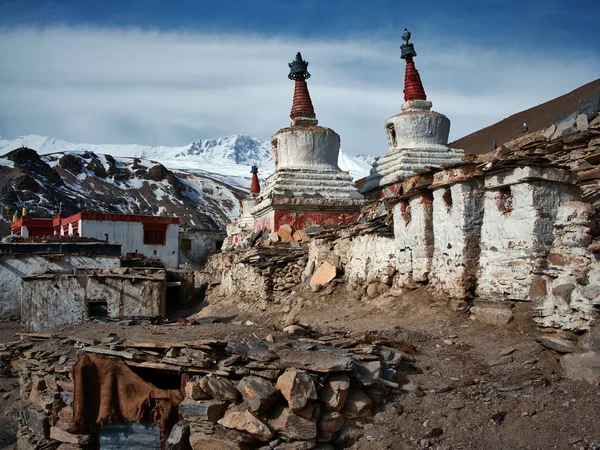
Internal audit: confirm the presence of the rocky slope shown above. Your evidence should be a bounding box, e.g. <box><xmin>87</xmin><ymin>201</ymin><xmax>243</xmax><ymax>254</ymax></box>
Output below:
<box><xmin>0</xmin><ymin>134</ymin><xmax>373</xmax><ymax>236</ymax></box>
<box><xmin>0</xmin><ymin>147</ymin><xmax>246</xmax><ymax>235</ymax></box>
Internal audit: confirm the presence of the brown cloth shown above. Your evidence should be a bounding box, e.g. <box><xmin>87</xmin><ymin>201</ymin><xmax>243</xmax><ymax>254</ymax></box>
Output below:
<box><xmin>73</xmin><ymin>353</ymin><xmax>183</xmax><ymax>431</ymax></box>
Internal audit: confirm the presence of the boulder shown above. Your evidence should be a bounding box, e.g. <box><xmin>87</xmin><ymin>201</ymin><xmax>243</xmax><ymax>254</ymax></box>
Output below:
<box><xmin>237</xmin><ymin>377</ymin><xmax>280</xmax><ymax>413</ymax></box>
<box><xmin>536</xmin><ymin>336</ymin><xmax>577</xmax><ymax>354</ymax></box>
<box><xmin>561</xmin><ymin>352</ymin><xmax>600</xmax><ymax>384</ymax></box>
<box><xmin>267</xmin><ymin>405</ymin><xmax>317</xmax><ymax>441</ymax></box>
<box><xmin>341</xmin><ymin>389</ymin><xmax>373</xmax><ymax>419</ymax></box>
<box><xmin>218</xmin><ymin>410</ymin><xmax>273</xmax><ymax>442</ymax></box>
<box><xmin>309</xmin><ymin>262</ymin><xmax>337</xmax><ymax>287</ymax></box>
<box><xmin>189</xmin><ymin>433</ymin><xmax>246</xmax><ymax>450</ymax></box>
<box><xmin>179</xmin><ymin>398</ymin><xmax>229</xmax><ymax>423</ymax></box>
<box><xmin>200</xmin><ymin>375</ymin><xmax>240</xmax><ymax>403</ymax></box>
<box><xmin>320</xmin><ymin>373</ymin><xmax>350</xmax><ymax>411</ymax></box>
<box><xmin>318</xmin><ymin>411</ymin><xmax>345</xmax><ymax>433</ymax></box>
<box><xmin>277</xmin><ymin>369</ymin><xmax>317</xmax><ymax>412</ymax></box>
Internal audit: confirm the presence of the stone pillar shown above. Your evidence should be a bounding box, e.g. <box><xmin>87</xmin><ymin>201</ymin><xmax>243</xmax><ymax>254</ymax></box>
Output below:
<box><xmin>393</xmin><ymin>192</ymin><xmax>434</xmax><ymax>286</ymax></box>
<box><xmin>534</xmin><ymin>201</ymin><xmax>596</xmax><ymax>332</ymax></box>
<box><xmin>476</xmin><ymin>166</ymin><xmax>580</xmax><ymax>302</ymax></box>
<box><xmin>430</xmin><ymin>179</ymin><xmax>484</xmax><ymax>299</ymax></box>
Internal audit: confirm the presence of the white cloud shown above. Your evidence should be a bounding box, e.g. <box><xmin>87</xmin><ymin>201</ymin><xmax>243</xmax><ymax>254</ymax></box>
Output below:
<box><xmin>0</xmin><ymin>26</ymin><xmax>598</xmax><ymax>156</ymax></box>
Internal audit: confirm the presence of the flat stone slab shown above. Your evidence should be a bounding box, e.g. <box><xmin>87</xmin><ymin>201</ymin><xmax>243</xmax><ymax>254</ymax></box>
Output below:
<box><xmin>309</xmin><ymin>261</ymin><xmax>337</xmax><ymax>287</ymax></box>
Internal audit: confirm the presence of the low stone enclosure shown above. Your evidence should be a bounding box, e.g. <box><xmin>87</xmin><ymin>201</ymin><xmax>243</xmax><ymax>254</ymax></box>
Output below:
<box><xmin>206</xmin><ymin>124</ymin><xmax>600</xmax><ymax>344</ymax></box>
<box><xmin>5</xmin><ymin>322</ymin><xmax>414</xmax><ymax>449</ymax></box>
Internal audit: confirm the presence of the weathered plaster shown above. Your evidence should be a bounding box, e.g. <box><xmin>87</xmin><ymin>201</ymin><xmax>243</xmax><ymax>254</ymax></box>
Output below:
<box><xmin>0</xmin><ymin>254</ymin><xmax>120</xmax><ymax>319</ymax></box>
<box><xmin>476</xmin><ymin>177</ymin><xmax>579</xmax><ymax>301</ymax></box>
<box><xmin>393</xmin><ymin>193</ymin><xmax>434</xmax><ymax>285</ymax></box>
<box><xmin>430</xmin><ymin>181</ymin><xmax>484</xmax><ymax>298</ymax></box>
<box><xmin>21</xmin><ymin>271</ymin><xmax>166</xmax><ymax>331</ymax></box>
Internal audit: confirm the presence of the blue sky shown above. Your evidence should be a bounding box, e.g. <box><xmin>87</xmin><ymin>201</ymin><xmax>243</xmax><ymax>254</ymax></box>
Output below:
<box><xmin>0</xmin><ymin>0</ymin><xmax>598</xmax><ymax>155</ymax></box>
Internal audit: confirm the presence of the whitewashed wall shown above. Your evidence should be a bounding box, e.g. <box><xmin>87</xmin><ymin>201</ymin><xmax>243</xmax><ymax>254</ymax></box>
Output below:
<box><xmin>0</xmin><ymin>255</ymin><xmax>120</xmax><ymax>319</ymax></box>
<box><xmin>79</xmin><ymin>220</ymin><xmax>179</xmax><ymax>268</ymax></box>
<box><xmin>477</xmin><ymin>180</ymin><xmax>578</xmax><ymax>301</ymax></box>
<box><xmin>21</xmin><ymin>273</ymin><xmax>166</xmax><ymax>331</ymax></box>
<box><xmin>430</xmin><ymin>182</ymin><xmax>484</xmax><ymax>298</ymax></box>
<box><xmin>393</xmin><ymin>194</ymin><xmax>434</xmax><ymax>286</ymax></box>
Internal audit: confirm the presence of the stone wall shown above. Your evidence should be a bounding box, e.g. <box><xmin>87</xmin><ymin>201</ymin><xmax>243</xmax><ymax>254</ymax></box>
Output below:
<box><xmin>534</xmin><ymin>202</ymin><xmax>598</xmax><ymax>332</ymax></box>
<box><xmin>179</xmin><ymin>229</ymin><xmax>225</xmax><ymax>267</ymax></box>
<box><xmin>21</xmin><ymin>269</ymin><xmax>166</xmax><ymax>331</ymax></box>
<box><xmin>0</xmin><ymin>254</ymin><xmax>121</xmax><ymax>320</ymax></box>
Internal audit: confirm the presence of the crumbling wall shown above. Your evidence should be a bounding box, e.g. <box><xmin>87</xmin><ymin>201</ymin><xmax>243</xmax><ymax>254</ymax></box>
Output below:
<box><xmin>430</xmin><ymin>181</ymin><xmax>484</xmax><ymax>299</ymax></box>
<box><xmin>476</xmin><ymin>172</ymin><xmax>578</xmax><ymax>301</ymax></box>
<box><xmin>341</xmin><ymin>234</ymin><xmax>397</xmax><ymax>288</ymax></box>
<box><xmin>0</xmin><ymin>254</ymin><xmax>120</xmax><ymax>320</ymax></box>
<box><xmin>21</xmin><ymin>271</ymin><xmax>166</xmax><ymax>331</ymax></box>
<box><xmin>393</xmin><ymin>193</ymin><xmax>433</xmax><ymax>286</ymax></box>
<box><xmin>534</xmin><ymin>202</ymin><xmax>598</xmax><ymax>331</ymax></box>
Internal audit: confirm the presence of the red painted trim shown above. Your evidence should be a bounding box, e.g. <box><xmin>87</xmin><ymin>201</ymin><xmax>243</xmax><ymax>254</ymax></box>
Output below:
<box><xmin>61</xmin><ymin>212</ymin><xmax>180</xmax><ymax>226</ymax></box>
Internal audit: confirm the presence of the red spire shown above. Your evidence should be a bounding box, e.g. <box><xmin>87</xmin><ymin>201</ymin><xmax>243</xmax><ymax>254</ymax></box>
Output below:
<box><xmin>250</xmin><ymin>164</ymin><xmax>260</xmax><ymax>197</ymax></box>
<box><xmin>290</xmin><ymin>78</ymin><xmax>316</xmax><ymax>120</ymax></box>
<box><xmin>403</xmin><ymin>56</ymin><xmax>427</xmax><ymax>102</ymax></box>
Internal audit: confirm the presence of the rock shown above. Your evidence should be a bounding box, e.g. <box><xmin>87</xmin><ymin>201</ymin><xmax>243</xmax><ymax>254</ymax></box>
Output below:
<box><xmin>189</xmin><ymin>433</ymin><xmax>244</xmax><ymax>450</ymax></box>
<box><xmin>280</xmin><ymin>224</ymin><xmax>293</xmax><ymax>233</ymax></box>
<box><xmin>552</xmin><ymin>283</ymin><xmax>575</xmax><ymax>305</ymax></box>
<box><xmin>278</xmin><ymin>228</ymin><xmax>294</xmax><ymax>244</ymax></box>
<box><xmin>366</xmin><ymin>283</ymin><xmax>379</xmax><ymax>298</ymax></box>
<box><xmin>20</xmin><ymin>409</ymin><xmax>49</xmax><ymax>438</ymax></box>
<box><xmin>591</xmin><ymin>114</ymin><xmax>600</xmax><ymax>127</ymax></box>
<box><xmin>277</xmin><ymin>369</ymin><xmax>317</xmax><ymax>412</ymax></box>
<box><xmin>536</xmin><ymin>336</ymin><xmax>577</xmax><ymax>353</ymax></box>
<box><xmin>576</xmin><ymin>113</ymin><xmax>589</xmax><ymax>131</ymax></box>
<box><xmin>199</xmin><ymin>375</ymin><xmax>240</xmax><ymax>403</ymax></box>
<box><xmin>185</xmin><ymin>380</ymin><xmax>211</xmax><ymax>400</ymax></box>
<box><xmin>318</xmin><ymin>411</ymin><xmax>345</xmax><ymax>433</ymax></box>
<box><xmin>167</xmin><ymin>420</ymin><xmax>192</xmax><ymax>450</ymax></box>
<box><xmin>471</xmin><ymin>303</ymin><xmax>514</xmax><ymax>326</ymax></box>
<box><xmin>179</xmin><ymin>398</ymin><xmax>229</xmax><ymax>423</ymax></box>
<box><xmin>543</xmin><ymin>124</ymin><xmax>556</xmax><ymax>139</ymax></box>
<box><xmin>276</xmin><ymin>441</ymin><xmax>316</xmax><ymax>449</ymax></box>
<box><xmin>53</xmin><ymin>406</ymin><xmax>76</xmax><ymax>433</ymax></box>
<box><xmin>267</xmin><ymin>405</ymin><xmax>317</xmax><ymax>441</ymax></box>
<box><xmin>561</xmin><ymin>352</ymin><xmax>600</xmax><ymax>384</ymax></box>
<box><xmin>310</xmin><ymin>284</ymin><xmax>323</xmax><ymax>293</ymax></box>
<box><xmin>341</xmin><ymin>388</ymin><xmax>373</xmax><ymax>419</ymax></box>
<box><xmin>283</xmin><ymin>325</ymin><xmax>308</xmax><ymax>336</ymax></box>
<box><xmin>309</xmin><ymin>262</ymin><xmax>337</xmax><ymax>287</ymax></box>
<box><xmin>448</xmin><ymin>400</ymin><xmax>465</xmax><ymax>410</ymax></box>
<box><xmin>269</xmin><ymin>232</ymin><xmax>280</xmax><ymax>243</ymax></box>
<box><xmin>320</xmin><ymin>373</ymin><xmax>350</xmax><ymax>411</ymax></box>
<box><xmin>499</xmin><ymin>347</ymin><xmax>516</xmax><ymax>357</ymax></box>
<box><xmin>581</xmin><ymin>284</ymin><xmax>600</xmax><ymax>300</ymax></box>
<box><xmin>237</xmin><ymin>377</ymin><xmax>280</xmax><ymax>412</ymax></box>
<box><xmin>489</xmin><ymin>356</ymin><xmax>513</xmax><ymax>366</ymax></box>
<box><xmin>218</xmin><ymin>410</ymin><xmax>274</xmax><ymax>442</ymax></box>
<box><xmin>353</xmin><ymin>362</ymin><xmax>379</xmax><ymax>386</ymax></box>
<box><xmin>49</xmin><ymin>427</ymin><xmax>93</xmax><ymax>445</ymax></box>
<box><xmin>424</xmin><ymin>428</ymin><xmax>444</xmax><ymax>439</ymax></box>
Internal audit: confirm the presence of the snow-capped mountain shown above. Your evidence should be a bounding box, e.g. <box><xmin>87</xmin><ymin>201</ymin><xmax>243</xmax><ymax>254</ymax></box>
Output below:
<box><xmin>0</xmin><ymin>134</ymin><xmax>373</xmax><ymax>235</ymax></box>
<box><xmin>0</xmin><ymin>134</ymin><xmax>372</xmax><ymax>182</ymax></box>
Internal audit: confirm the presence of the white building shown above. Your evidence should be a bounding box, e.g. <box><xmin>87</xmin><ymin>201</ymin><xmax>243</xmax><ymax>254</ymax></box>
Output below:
<box><xmin>60</xmin><ymin>213</ymin><xmax>180</xmax><ymax>268</ymax></box>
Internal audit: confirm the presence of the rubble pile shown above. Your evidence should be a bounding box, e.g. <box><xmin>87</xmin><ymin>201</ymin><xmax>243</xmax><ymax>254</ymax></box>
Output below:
<box><xmin>8</xmin><ymin>324</ymin><xmax>416</xmax><ymax>450</ymax></box>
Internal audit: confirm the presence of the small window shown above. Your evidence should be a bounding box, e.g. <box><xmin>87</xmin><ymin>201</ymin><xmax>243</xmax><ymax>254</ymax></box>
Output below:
<box><xmin>442</xmin><ymin>188</ymin><xmax>453</xmax><ymax>209</ymax></box>
<box><xmin>386</xmin><ymin>123</ymin><xmax>397</xmax><ymax>147</ymax></box>
<box><xmin>495</xmin><ymin>188</ymin><xmax>513</xmax><ymax>214</ymax></box>
<box><xmin>144</xmin><ymin>229</ymin><xmax>166</xmax><ymax>245</ymax></box>
<box><xmin>180</xmin><ymin>238</ymin><xmax>192</xmax><ymax>252</ymax></box>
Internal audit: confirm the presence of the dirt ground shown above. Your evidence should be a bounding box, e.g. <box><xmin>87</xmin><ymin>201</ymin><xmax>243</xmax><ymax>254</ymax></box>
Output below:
<box><xmin>1</xmin><ymin>285</ymin><xmax>599</xmax><ymax>449</ymax></box>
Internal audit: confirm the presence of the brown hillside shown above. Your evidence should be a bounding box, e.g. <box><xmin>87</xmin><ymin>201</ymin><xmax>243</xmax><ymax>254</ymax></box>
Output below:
<box><xmin>450</xmin><ymin>78</ymin><xmax>600</xmax><ymax>154</ymax></box>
